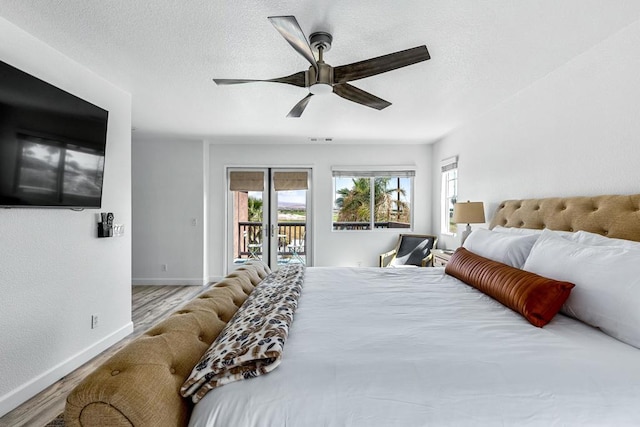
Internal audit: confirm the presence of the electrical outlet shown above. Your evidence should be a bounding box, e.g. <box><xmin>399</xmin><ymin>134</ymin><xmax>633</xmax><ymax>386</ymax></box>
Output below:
<box><xmin>161</xmin><ymin>264</ymin><xmax>168</xmax><ymax>272</ymax></box>
<box><xmin>91</xmin><ymin>314</ymin><xmax>99</xmax><ymax>329</ymax></box>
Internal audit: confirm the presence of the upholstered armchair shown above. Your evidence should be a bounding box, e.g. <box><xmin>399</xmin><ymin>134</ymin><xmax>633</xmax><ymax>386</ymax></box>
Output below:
<box><xmin>379</xmin><ymin>234</ymin><xmax>438</xmax><ymax>267</ymax></box>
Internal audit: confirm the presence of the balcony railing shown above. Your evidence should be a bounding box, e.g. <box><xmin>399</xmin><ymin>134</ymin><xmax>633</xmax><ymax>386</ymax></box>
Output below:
<box><xmin>238</xmin><ymin>222</ymin><xmax>306</xmax><ymax>258</ymax></box>
<box><xmin>332</xmin><ymin>221</ymin><xmax>411</xmax><ymax>230</ymax></box>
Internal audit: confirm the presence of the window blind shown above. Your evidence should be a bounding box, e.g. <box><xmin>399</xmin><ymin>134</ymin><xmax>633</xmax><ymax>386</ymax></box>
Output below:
<box><xmin>331</xmin><ymin>170</ymin><xmax>415</xmax><ymax>178</ymax></box>
<box><xmin>273</xmin><ymin>171</ymin><xmax>308</xmax><ymax>191</ymax></box>
<box><xmin>440</xmin><ymin>156</ymin><xmax>458</xmax><ymax>173</ymax></box>
<box><xmin>229</xmin><ymin>171</ymin><xmax>264</xmax><ymax>191</ymax></box>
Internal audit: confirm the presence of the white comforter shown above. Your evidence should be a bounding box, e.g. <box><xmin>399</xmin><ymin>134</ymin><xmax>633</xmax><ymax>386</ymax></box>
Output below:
<box><xmin>190</xmin><ymin>267</ymin><xmax>640</xmax><ymax>426</ymax></box>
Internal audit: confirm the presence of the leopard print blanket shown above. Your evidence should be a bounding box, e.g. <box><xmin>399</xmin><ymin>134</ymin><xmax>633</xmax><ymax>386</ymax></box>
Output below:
<box><xmin>181</xmin><ymin>264</ymin><xmax>305</xmax><ymax>403</ymax></box>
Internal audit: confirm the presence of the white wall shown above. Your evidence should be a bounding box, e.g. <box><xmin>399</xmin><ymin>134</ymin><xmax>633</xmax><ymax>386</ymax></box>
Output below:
<box><xmin>0</xmin><ymin>17</ymin><xmax>132</xmax><ymax>416</ymax></box>
<box><xmin>208</xmin><ymin>143</ymin><xmax>433</xmax><ymax>278</ymax></box>
<box><xmin>432</xmin><ymin>19</ymin><xmax>640</xmax><ymax>250</ymax></box>
<box><xmin>132</xmin><ymin>136</ymin><xmax>205</xmax><ymax>285</ymax></box>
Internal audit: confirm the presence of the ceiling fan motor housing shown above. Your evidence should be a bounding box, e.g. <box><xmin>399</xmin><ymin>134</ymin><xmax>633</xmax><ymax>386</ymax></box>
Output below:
<box><xmin>308</xmin><ymin>62</ymin><xmax>334</xmax><ymax>94</ymax></box>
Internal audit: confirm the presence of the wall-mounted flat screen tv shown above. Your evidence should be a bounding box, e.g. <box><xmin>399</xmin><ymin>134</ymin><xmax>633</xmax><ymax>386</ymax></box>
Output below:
<box><xmin>0</xmin><ymin>60</ymin><xmax>108</xmax><ymax>208</ymax></box>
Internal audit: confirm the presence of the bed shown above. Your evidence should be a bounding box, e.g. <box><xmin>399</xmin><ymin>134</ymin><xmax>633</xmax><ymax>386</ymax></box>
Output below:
<box><xmin>190</xmin><ymin>266</ymin><xmax>640</xmax><ymax>426</ymax></box>
<box><xmin>65</xmin><ymin>194</ymin><xmax>640</xmax><ymax>426</ymax></box>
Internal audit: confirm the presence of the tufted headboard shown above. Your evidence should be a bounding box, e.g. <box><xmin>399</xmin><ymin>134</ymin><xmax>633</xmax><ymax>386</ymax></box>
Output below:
<box><xmin>488</xmin><ymin>194</ymin><xmax>640</xmax><ymax>242</ymax></box>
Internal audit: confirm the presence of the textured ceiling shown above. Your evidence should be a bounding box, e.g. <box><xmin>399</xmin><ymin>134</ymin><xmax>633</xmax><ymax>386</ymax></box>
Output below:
<box><xmin>1</xmin><ymin>1</ymin><xmax>640</xmax><ymax>144</ymax></box>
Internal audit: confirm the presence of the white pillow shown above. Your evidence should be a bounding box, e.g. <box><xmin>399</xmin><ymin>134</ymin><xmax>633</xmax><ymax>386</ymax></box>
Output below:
<box><xmin>523</xmin><ymin>229</ymin><xmax>640</xmax><ymax>348</ymax></box>
<box><xmin>492</xmin><ymin>225</ymin><xmax>544</xmax><ymax>236</ymax></box>
<box><xmin>462</xmin><ymin>229</ymin><xmax>539</xmax><ymax>269</ymax></box>
<box><xmin>492</xmin><ymin>225</ymin><xmax>575</xmax><ymax>238</ymax></box>
<box><xmin>568</xmin><ymin>230</ymin><xmax>640</xmax><ymax>250</ymax></box>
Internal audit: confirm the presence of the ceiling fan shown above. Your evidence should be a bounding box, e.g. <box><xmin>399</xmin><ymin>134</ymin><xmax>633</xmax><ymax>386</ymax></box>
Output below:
<box><xmin>213</xmin><ymin>16</ymin><xmax>430</xmax><ymax>118</ymax></box>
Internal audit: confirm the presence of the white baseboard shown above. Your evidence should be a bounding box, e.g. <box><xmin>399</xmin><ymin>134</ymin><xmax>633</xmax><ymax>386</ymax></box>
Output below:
<box><xmin>132</xmin><ymin>278</ymin><xmax>208</xmax><ymax>286</ymax></box>
<box><xmin>208</xmin><ymin>276</ymin><xmax>224</xmax><ymax>284</ymax></box>
<box><xmin>0</xmin><ymin>321</ymin><xmax>133</xmax><ymax>418</ymax></box>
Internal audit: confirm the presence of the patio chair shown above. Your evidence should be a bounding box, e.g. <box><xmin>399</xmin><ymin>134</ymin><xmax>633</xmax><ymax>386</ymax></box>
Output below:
<box><xmin>287</xmin><ymin>233</ymin><xmax>305</xmax><ymax>265</ymax></box>
<box><xmin>243</xmin><ymin>230</ymin><xmax>262</xmax><ymax>260</ymax></box>
<box><xmin>379</xmin><ymin>234</ymin><xmax>438</xmax><ymax>267</ymax></box>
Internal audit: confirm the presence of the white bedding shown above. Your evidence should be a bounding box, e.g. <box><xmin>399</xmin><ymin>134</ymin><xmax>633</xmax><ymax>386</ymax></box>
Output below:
<box><xmin>190</xmin><ymin>267</ymin><xmax>640</xmax><ymax>426</ymax></box>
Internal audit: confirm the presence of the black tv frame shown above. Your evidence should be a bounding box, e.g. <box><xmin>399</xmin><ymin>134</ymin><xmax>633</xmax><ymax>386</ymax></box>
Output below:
<box><xmin>0</xmin><ymin>59</ymin><xmax>109</xmax><ymax>209</ymax></box>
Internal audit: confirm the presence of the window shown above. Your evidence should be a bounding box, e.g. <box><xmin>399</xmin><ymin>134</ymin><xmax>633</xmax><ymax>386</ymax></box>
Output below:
<box><xmin>332</xmin><ymin>169</ymin><xmax>414</xmax><ymax>231</ymax></box>
<box><xmin>440</xmin><ymin>157</ymin><xmax>458</xmax><ymax>235</ymax></box>
<box><xmin>17</xmin><ymin>133</ymin><xmax>104</xmax><ymax>201</ymax></box>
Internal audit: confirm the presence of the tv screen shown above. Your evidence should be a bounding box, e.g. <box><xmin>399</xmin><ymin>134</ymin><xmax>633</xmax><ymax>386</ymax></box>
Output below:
<box><xmin>0</xmin><ymin>60</ymin><xmax>108</xmax><ymax>208</ymax></box>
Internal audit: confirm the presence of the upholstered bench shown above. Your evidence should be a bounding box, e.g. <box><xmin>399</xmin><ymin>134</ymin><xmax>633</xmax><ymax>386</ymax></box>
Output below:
<box><xmin>64</xmin><ymin>261</ymin><xmax>270</xmax><ymax>427</ymax></box>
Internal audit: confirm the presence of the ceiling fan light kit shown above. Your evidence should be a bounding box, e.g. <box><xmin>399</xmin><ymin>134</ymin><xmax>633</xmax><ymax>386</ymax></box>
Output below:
<box><xmin>213</xmin><ymin>15</ymin><xmax>430</xmax><ymax>117</ymax></box>
<box><xmin>308</xmin><ymin>60</ymin><xmax>333</xmax><ymax>94</ymax></box>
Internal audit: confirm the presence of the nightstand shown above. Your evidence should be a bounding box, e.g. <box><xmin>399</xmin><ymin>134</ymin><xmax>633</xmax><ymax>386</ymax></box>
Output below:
<box><xmin>432</xmin><ymin>249</ymin><xmax>454</xmax><ymax>267</ymax></box>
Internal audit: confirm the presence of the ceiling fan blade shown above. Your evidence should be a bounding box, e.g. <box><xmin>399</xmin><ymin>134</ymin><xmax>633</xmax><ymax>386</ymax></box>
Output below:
<box><xmin>333</xmin><ymin>83</ymin><xmax>391</xmax><ymax>110</ymax></box>
<box><xmin>334</xmin><ymin>45</ymin><xmax>430</xmax><ymax>84</ymax></box>
<box><xmin>287</xmin><ymin>93</ymin><xmax>314</xmax><ymax>118</ymax></box>
<box><xmin>213</xmin><ymin>71</ymin><xmax>306</xmax><ymax>87</ymax></box>
<box><xmin>268</xmin><ymin>16</ymin><xmax>318</xmax><ymax>72</ymax></box>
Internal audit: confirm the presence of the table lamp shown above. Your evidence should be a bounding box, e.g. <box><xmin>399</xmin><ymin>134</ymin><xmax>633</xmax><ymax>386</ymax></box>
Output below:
<box><xmin>452</xmin><ymin>201</ymin><xmax>485</xmax><ymax>245</ymax></box>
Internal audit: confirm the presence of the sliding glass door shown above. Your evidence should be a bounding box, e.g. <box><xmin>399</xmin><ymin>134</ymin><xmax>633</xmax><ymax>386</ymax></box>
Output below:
<box><xmin>227</xmin><ymin>168</ymin><xmax>311</xmax><ymax>272</ymax></box>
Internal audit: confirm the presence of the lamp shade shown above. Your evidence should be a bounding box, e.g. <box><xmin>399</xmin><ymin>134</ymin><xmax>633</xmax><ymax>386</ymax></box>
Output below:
<box><xmin>452</xmin><ymin>201</ymin><xmax>485</xmax><ymax>224</ymax></box>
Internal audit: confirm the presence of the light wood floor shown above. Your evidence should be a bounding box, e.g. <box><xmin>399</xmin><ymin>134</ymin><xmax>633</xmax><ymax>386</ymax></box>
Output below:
<box><xmin>0</xmin><ymin>285</ymin><xmax>208</xmax><ymax>427</ymax></box>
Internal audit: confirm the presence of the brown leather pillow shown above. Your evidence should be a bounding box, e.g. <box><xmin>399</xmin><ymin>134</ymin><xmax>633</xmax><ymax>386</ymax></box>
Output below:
<box><xmin>445</xmin><ymin>247</ymin><xmax>575</xmax><ymax>327</ymax></box>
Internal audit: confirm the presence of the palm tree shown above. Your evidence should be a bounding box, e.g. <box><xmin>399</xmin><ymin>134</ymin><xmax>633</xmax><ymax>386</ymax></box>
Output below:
<box><xmin>247</xmin><ymin>196</ymin><xmax>263</xmax><ymax>243</ymax></box>
<box><xmin>335</xmin><ymin>178</ymin><xmax>370</xmax><ymax>222</ymax></box>
<box><xmin>247</xmin><ymin>196</ymin><xmax>263</xmax><ymax>222</ymax></box>
<box><xmin>373</xmin><ymin>178</ymin><xmax>393</xmax><ymax>222</ymax></box>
